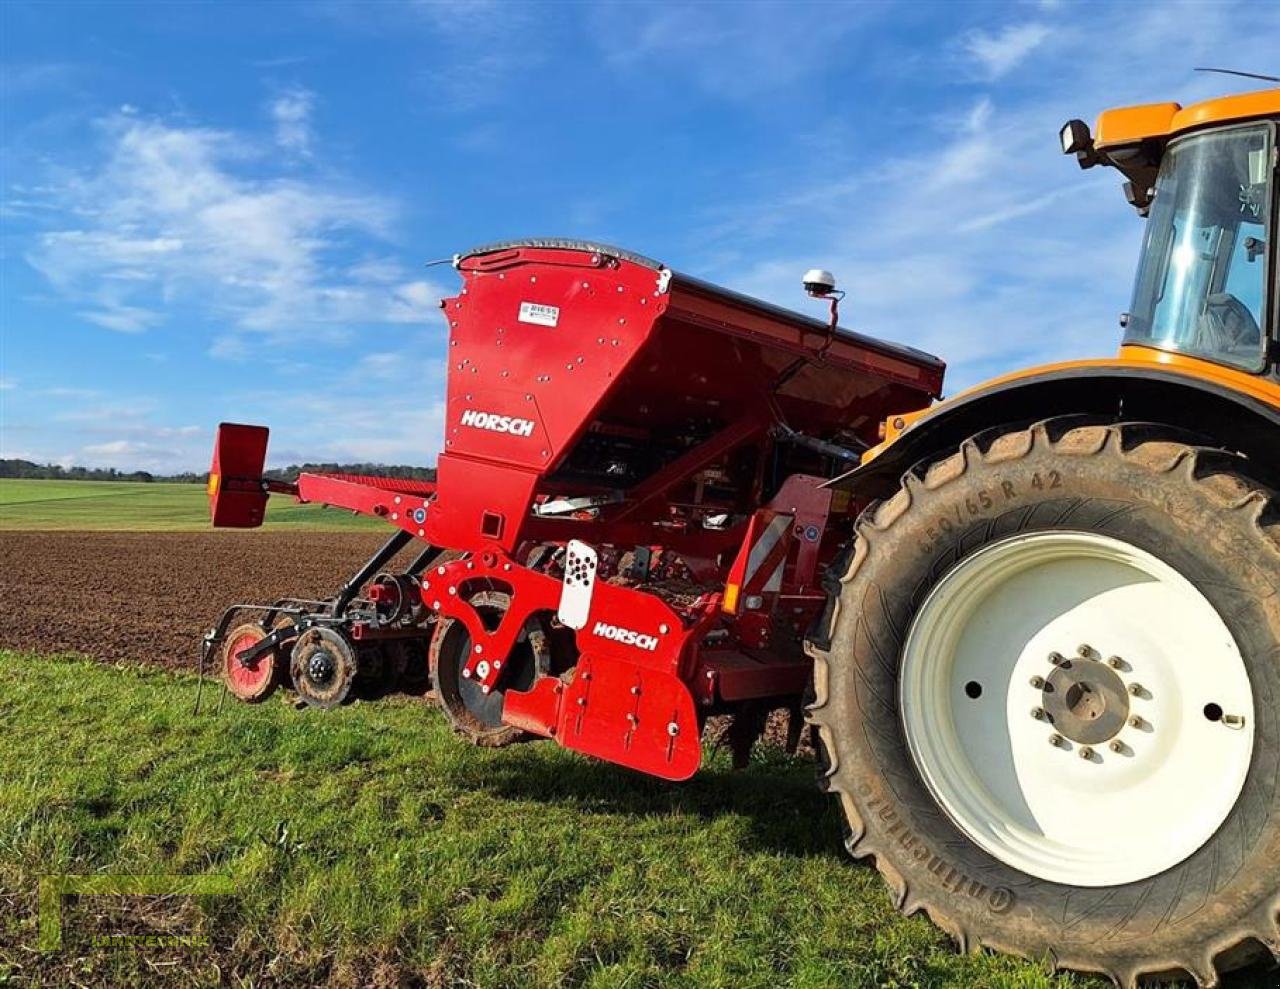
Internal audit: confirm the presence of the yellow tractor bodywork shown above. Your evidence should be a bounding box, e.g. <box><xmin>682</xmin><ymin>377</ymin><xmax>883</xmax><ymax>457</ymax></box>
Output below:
<box><xmin>850</xmin><ymin>87</ymin><xmax>1280</xmax><ymax>493</ymax></box>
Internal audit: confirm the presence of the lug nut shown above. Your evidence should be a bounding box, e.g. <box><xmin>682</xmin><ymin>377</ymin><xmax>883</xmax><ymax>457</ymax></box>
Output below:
<box><xmin>1078</xmin><ymin>644</ymin><xmax>1097</xmax><ymax>658</ymax></box>
<box><xmin>1079</xmin><ymin>746</ymin><xmax>1095</xmax><ymax>760</ymax></box>
<box><xmin>1129</xmin><ymin>715</ymin><xmax>1147</xmax><ymax>729</ymax></box>
<box><xmin>1031</xmin><ymin>707</ymin><xmax>1046</xmax><ymax>721</ymax></box>
<box><xmin>1107</xmin><ymin>656</ymin><xmax>1124</xmax><ymax>669</ymax></box>
<box><xmin>1049</xmin><ymin>733</ymin><xmax>1066</xmax><ymax>748</ymax></box>
<box><xmin>1048</xmin><ymin>651</ymin><xmax>1065</xmax><ymax>666</ymax></box>
<box><xmin>1128</xmin><ymin>682</ymin><xmax>1145</xmax><ymax>696</ymax></box>
<box><xmin>1030</xmin><ymin>676</ymin><xmax>1046</xmax><ymax>689</ymax></box>
<box><xmin>1109</xmin><ymin>740</ymin><xmax>1126</xmax><ymax>754</ymax></box>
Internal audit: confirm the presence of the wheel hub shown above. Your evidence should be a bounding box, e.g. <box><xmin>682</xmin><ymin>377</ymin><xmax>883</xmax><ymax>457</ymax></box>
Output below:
<box><xmin>307</xmin><ymin>652</ymin><xmax>336</xmax><ymax>684</ymax></box>
<box><xmin>1040</xmin><ymin>652</ymin><xmax>1130</xmax><ymax>745</ymax></box>
<box><xmin>900</xmin><ymin>531</ymin><xmax>1255</xmax><ymax>887</ymax></box>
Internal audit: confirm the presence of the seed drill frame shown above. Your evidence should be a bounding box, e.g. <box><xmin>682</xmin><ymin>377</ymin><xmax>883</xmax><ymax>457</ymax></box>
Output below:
<box><xmin>206</xmin><ymin>240</ymin><xmax>943</xmax><ymax>779</ymax></box>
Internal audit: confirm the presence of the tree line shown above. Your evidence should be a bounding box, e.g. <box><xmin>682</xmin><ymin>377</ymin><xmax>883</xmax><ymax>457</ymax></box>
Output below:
<box><xmin>0</xmin><ymin>459</ymin><xmax>436</xmax><ymax>484</ymax></box>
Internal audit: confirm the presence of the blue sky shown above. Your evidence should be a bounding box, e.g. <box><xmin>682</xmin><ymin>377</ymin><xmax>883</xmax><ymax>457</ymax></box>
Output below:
<box><xmin>3</xmin><ymin>0</ymin><xmax>1278</xmax><ymax>472</ymax></box>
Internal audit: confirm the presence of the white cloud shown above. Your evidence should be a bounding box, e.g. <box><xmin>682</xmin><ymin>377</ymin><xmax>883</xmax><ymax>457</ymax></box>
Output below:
<box><xmin>269</xmin><ymin>87</ymin><xmax>315</xmax><ymax>155</ymax></box>
<box><xmin>963</xmin><ymin>22</ymin><xmax>1051</xmax><ymax>80</ymax></box>
<box><xmin>78</xmin><ymin>304</ymin><xmax>162</xmax><ymax>333</ymax></box>
<box><xmin>0</xmin><ymin>378</ymin><xmax>16</xmax><ymax>391</ymax></box>
<box><xmin>25</xmin><ymin>112</ymin><xmax>441</xmax><ymax>347</ymax></box>
<box><xmin>79</xmin><ymin>439</ymin><xmax>187</xmax><ymax>469</ymax></box>
<box><xmin>592</xmin><ymin>3</ymin><xmax>872</xmax><ymax>99</ymax></box>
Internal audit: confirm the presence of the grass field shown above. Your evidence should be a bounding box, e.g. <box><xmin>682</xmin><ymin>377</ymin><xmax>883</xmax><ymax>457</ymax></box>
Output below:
<box><xmin>0</xmin><ymin>479</ymin><xmax>382</xmax><ymax>531</ymax></box>
<box><xmin>0</xmin><ymin>652</ymin><xmax>1112</xmax><ymax>989</ymax></box>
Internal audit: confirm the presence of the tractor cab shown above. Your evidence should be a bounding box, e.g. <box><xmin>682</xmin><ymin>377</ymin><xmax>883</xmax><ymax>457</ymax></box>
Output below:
<box><xmin>1062</xmin><ymin>88</ymin><xmax>1279</xmax><ymax>374</ymax></box>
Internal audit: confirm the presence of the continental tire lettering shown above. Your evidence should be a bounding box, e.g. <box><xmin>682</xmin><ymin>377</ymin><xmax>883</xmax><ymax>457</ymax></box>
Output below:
<box><xmin>864</xmin><ymin>794</ymin><xmax>1015</xmax><ymax>915</ymax></box>
<box><xmin>459</xmin><ymin>409</ymin><xmax>537</xmax><ymax>437</ymax></box>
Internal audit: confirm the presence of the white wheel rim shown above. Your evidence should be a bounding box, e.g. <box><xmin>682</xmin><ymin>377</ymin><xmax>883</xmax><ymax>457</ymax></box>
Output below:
<box><xmin>900</xmin><ymin>531</ymin><xmax>1254</xmax><ymax>887</ymax></box>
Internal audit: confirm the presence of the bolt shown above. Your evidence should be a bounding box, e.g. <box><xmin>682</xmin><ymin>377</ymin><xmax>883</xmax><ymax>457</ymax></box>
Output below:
<box><xmin>493</xmin><ymin>660</ymin><xmax>502</xmax><ymax>670</ymax></box>
<box><xmin>1048</xmin><ymin>652</ymin><xmax>1065</xmax><ymax>666</ymax></box>
<box><xmin>627</xmin><ymin>714</ymin><xmax>638</xmax><ymax>724</ymax></box>
<box><xmin>448</xmin><ymin>587</ymin><xmax>457</xmax><ymax>596</ymax></box>
<box><xmin>659</xmin><ymin>623</ymin><xmax>670</xmax><ymax>634</ymax></box>
<box><xmin>1049</xmin><ymin>733</ymin><xmax>1066</xmax><ymax>748</ymax></box>
<box><xmin>1129</xmin><ymin>715</ymin><xmax>1146</xmax><ymax>729</ymax></box>
<box><xmin>481</xmin><ymin>685</ymin><xmax>491</xmax><ymax>695</ymax></box>
<box><xmin>576</xmin><ymin>697</ymin><xmax>586</xmax><ymax>707</ymax></box>
<box><xmin>437</xmin><ymin>566</ymin><xmax>446</xmax><ymax>575</ymax></box>
<box><xmin>1128</xmin><ymin>682</ymin><xmax>1145</xmax><ymax>696</ymax></box>
<box><xmin>1079</xmin><ymin>746</ymin><xmax>1095</xmax><ymax>760</ymax></box>
<box><xmin>1078</xmin><ymin>644</ymin><xmax>1097</xmax><ymax>659</ymax></box>
<box><xmin>1030</xmin><ymin>675</ymin><xmax>1046</xmax><ymax>689</ymax></box>
<box><xmin>1107</xmin><ymin>656</ymin><xmax>1124</xmax><ymax>670</ymax></box>
<box><xmin>432</xmin><ymin>600</ymin><xmax>441</xmax><ymax>610</ymax></box>
<box><xmin>1109</xmin><ymin>739</ymin><xmax>1126</xmax><ymax>753</ymax></box>
<box><xmin>461</xmin><ymin>669</ymin><xmax>471</xmax><ymax>679</ymax></box>
<box><xmin>1031</xmin><ymin>707</ymin><xmax>1046</xmax><ymax>721</ymax></box>
<box><xmin>474</xmin><ymin>644</ymin><xmax>483</xmax><ymax>654</ymax></box>
<box><xmin>1223</xmin><ymin>714</ymin><xmax>1246</xmax><ymax>728</ymax></box>
<box><xmin>667</xmin><ymin>722</ymin><xmax>680</xmax><ymax>736</ymax></box>
<box><xmin>630</xmin><ymin>686</ymin><xmax>641</xmax><ymax>695</ymax></box>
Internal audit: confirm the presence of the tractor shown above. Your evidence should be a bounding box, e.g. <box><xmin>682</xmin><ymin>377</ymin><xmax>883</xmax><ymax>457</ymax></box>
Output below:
<box><xmin>204</xmin><ymin>86</ymin><xmax>1279</xmax><ymax>986</ymax></box>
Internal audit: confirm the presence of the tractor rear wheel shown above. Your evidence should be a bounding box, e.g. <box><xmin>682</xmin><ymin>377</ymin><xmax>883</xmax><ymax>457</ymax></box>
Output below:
<box><xmin>808</xmin><ymin>420</ymin><xmax>1280</xmax><ymax>987</ymax></box>
<box><xmin>429</xmin><ymin>590</ymin><xmax>550</xmax><ymax>747</ymax></box>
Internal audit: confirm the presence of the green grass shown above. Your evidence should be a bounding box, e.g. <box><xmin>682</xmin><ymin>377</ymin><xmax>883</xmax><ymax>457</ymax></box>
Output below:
<box><xmin>0</xmin><ymin>652</ymin><xmax>1105</xmax><ymax>989</ymax></box>
<box><xmin>0</xmin><ymin>479</ymin><xmax>382</xmax><ymax>531</ymax></box>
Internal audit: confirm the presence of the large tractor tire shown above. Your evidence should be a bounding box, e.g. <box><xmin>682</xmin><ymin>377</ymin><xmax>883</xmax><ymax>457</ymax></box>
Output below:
<box><xmin>807</xmin><ymin>419</ymin><xmax>1280</xmax><ymax>987</ymax></box>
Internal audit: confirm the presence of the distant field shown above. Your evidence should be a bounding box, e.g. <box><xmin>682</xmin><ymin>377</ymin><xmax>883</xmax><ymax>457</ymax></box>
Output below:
<box><xmin>0</xmin><ymin>479</ymin><xmax>382</xmax><ymax>531</ymax></box>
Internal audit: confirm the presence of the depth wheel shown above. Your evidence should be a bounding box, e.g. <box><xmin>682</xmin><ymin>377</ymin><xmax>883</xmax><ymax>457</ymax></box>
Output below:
<box><xmin>221</xmin><ymin>622</ymin><xmax>281</xmax><ymax>702</ymax></box>
<box><xmin>290</xmin><ymin>626</ymin><xmax>358</xmax><ymax>709</ymax></box>
<box><xmin>808</xmin><ymin>420</ymin><xmax>1280</xmax><ymax>987</ymax></box>
<box><xmin>429</xmin><ymin>590</ymin><xmax>550</xmax><ymax>747</ymax></box>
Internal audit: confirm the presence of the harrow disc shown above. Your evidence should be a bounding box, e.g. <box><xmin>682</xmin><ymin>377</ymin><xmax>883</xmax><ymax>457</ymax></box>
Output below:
<box><xmin>221</xmin><ymin>622</ymin><xmax>280</xmax><ymax>703</ymax></box>
<box><xmin>290</xmin><ymin>626</ymin><xmax>358</xmax><ymax>709</ymax></box>
<box><xmin>429</xmin><ymin>590</ymin><xmax>550</xmax><ymax>746</ymax></box>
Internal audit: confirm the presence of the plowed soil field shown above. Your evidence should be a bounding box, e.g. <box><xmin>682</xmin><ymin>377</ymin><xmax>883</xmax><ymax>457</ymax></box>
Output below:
<box><xmin>0</xmin><ymin>531</ymin><xmax>395</xmax><ymax>668</ymax></box>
